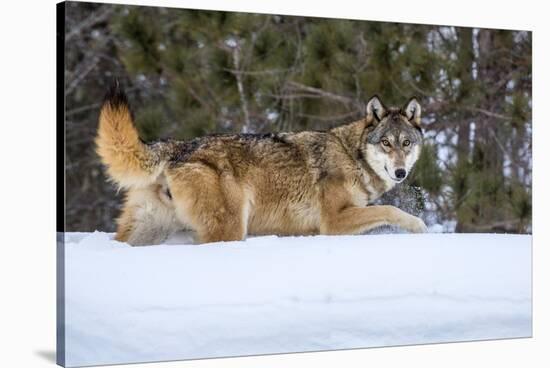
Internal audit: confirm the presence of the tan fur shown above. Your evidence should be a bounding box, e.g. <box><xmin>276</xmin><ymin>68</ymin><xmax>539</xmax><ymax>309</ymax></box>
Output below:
<box><xmin>95</xmin><ymin>100</ymin><xmax>167</xmax><ymax>188</ymax></box>
<box><xmin>96</xmin><ymin>91</ymin><xmax>427</xmax><ymax>245</ymax></box>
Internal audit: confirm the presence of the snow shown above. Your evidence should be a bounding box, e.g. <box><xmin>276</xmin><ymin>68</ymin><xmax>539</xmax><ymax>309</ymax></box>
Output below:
<box><xmin>62</xmin><ymin>232</ymin><xmax>532</xmax><ymax>367</ymax></box>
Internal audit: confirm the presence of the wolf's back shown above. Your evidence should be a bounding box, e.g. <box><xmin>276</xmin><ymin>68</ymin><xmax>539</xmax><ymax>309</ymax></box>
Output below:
<box><xmin>96</xmin><ymin>84</ymin><xmax>167</xmax><ymax>189</ymax></box>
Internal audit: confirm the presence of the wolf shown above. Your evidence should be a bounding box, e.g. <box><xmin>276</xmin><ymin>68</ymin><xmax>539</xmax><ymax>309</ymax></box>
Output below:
<box><xmin>96</xmin><ymin>84</ymin><xmax>427</xmax><ymax>245</ymax></box>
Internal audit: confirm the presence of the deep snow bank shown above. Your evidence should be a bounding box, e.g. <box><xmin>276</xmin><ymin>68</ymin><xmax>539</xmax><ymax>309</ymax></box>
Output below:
<box><xmin>62</xmin><ymin>232</ymin><xmax>531</xmax><ymax>367</ymax></box>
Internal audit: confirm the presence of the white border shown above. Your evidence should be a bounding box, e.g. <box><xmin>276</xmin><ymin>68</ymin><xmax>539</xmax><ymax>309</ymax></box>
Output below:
<box><xmin>1</xmin><ymin>0</ymin><xmax>547</xmax><ymax>367</ymax></box>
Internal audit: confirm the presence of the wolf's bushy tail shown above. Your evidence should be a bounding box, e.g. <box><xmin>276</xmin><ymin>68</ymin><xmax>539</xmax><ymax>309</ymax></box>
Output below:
<box><xmin>96</xmin><ymin>83</ymin><xmax>169</xmax><ymax>189</ymax></box>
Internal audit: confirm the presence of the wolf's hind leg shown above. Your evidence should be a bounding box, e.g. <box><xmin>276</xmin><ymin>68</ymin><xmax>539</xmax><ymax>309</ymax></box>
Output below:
<box><xmin>168</xmin><ymin>163</ymin><xmax>247</xmax><ymax>244</ymax></box>
<box><xmin>115</xmin><ymin>187</ymin><xmax>180</xmax><ymax>246</ymax></box>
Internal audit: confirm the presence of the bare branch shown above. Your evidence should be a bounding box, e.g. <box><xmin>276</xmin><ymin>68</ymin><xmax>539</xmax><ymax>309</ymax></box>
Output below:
<box><xmin>286</xmin><ymin>81</ymin><xmax>361</xmax><ymax>109</ymax></box>
<box><xmin>465</xmin><ymin>107</ymin><xmax>512</xmax><ymax>120</ymax></box>
<box><xmin>65</xmin><ymin>56</ymin><xmax>100</xmax><ymax>96</ymax></box>
<box><xmin>266</xmin><ymin>93</ymin><xmax>327</xmax><ymax>100</ymax></box>
<box><xmin>222</xmin><ymin>68</ymin><xmax>291</xmax><ymax>76</ymax></box>
<box><xmin>231</xmin><ymin>42</ymin><xmax>252</xmax><ymax>133</ymax></box>
<box><xmin>296</xmin><ymin>111</ymin><xmax>358</xmax><ymax>122</ymax></box>
<box><xmin>66</xmin><ymin>102</ymin><xmax>102</xmax><ymax>116</ymax></box>
<box><xmin>66</xmin><ymin>6</ymin><xmax>115</xmax><ymax>42</ymax></box>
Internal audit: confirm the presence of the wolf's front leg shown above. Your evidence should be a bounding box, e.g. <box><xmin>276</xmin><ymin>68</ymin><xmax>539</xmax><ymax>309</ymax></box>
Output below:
<box><xmin>320</xmin><ymin>204</ymin><xmax>427</xmax><ymax>235</ymax></box>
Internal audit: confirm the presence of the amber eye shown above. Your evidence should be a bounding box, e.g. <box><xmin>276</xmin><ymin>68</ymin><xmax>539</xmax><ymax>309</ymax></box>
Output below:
<box><xmin>403</xmin><ymin>139</ymin><xmax>411</xmax><ymax>147</ymax></box>
<box><xmin>381</xmin><ymin>139</ymin><xmax>390</xmax><ymax>147</ymax></box>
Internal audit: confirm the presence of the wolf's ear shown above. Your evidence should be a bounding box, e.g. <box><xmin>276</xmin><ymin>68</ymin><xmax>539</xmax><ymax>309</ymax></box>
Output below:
<box><xmin>403</xmin><ymin>97</ymin><xmax>422</xmax><ymax>127</ymax></box>
<box><xmin>366</xmin><ymin>95</ymin><xmax>386</xmax><ymax>124</ymax></box>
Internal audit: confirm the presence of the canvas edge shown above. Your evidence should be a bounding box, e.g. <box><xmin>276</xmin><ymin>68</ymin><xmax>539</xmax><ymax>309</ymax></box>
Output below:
<box><xmin>56</xmin><ymin>1</ymin><xmax>66</xmax><ymax>367</ymax></box>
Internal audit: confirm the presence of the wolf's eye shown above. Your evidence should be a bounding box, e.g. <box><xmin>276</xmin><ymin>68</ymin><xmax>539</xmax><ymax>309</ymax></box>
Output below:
<box><xmin>403</xmin><ymin>140</ymin><xmax>411</xmax><ymax>147</ymax></box>
<box><xmin>381</xmin><ymin>139</ymin><xmax>390</xmax><ymax>147</ymax></box>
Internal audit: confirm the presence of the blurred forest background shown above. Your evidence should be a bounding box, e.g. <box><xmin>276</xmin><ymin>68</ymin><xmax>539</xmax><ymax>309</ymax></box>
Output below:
<box><xmin>63</xmin><ymin>2</ymin><xmax>532</xmax><ymax>233</ymax></box>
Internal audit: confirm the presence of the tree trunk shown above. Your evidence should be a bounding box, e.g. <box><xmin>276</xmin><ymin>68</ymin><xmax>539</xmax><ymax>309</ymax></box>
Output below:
<box><xmin>456</xmin><ymin>27</ymin><xmax>474</xmax><ymax>164</ymax></box>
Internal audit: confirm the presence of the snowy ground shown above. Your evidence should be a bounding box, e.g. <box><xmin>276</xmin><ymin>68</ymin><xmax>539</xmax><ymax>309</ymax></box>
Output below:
<box><xmin>61</xmin><ymin>232</ymin><xmax>531</xmax><ymax>367</ymax></box>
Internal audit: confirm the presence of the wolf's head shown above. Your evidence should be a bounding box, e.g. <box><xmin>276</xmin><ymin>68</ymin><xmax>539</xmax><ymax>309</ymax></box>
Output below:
<box><xmin>360</xmin><ymin>96</ymin><xmax>423</xmax><ymax>184</ymax></box>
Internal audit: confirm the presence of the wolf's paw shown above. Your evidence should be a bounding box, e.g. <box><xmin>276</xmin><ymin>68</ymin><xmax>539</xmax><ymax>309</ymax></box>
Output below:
<box><xmin>404</xmin><ymin>216</ymin><xmax>428</xmax><ymax>233</ymax></box>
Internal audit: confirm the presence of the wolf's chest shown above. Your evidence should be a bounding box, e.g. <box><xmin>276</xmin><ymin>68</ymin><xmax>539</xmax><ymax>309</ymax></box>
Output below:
<box><xmin>353</xmin><ymin>175</ymin><xmax>395</xmax><ymax>205</ymax></box>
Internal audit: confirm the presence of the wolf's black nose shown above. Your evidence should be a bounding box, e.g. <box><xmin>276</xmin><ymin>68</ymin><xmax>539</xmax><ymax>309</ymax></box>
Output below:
<box><xmin>395</xmin><ymin>169</ymin><xmax>407</xmax><ymax>179</ymax></box>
